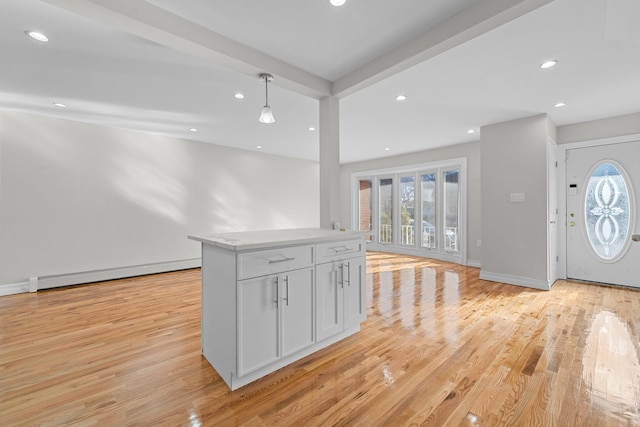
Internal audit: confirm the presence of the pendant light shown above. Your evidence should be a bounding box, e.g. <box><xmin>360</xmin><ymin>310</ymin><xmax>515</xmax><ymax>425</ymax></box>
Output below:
<box><xmin>258</xmin><ymin>73</ymin><xmax>275</xmax><ymax>124</ymax></box>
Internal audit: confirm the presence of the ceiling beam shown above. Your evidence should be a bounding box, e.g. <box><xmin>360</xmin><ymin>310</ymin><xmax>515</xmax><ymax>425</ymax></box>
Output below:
<box><xmin>43</xmin><ymin>0</ymin><xmax>333</xmax><ymax>99</ymax></box>
<box><xmin>332</xmin><ymin>0</ymin><xmax>554</xmax><ymax>98</ymax></box>
<box><xmin>44</xmin><ymin>0</ymin><xmax>553</xmax><ymax>101</ymax></box>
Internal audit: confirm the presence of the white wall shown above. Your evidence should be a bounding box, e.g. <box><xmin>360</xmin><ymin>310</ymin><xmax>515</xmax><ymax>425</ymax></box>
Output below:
<box><xmin>558</xmin><ymin>112</ymin><xmax>640</xmax><ymax>144</ymax></box>
<box><xmin>0</xmin><ymin>111</ymin><xmax>319</xmax><ymax>288</ymax></box>
<box><xmin>480</xmin><ymin>114</ymin><xmax>554</xmax><ymax>289</ymax></box>
<box><xmin>339</xmin><ymin>141</ymin><xmax>482</xmax><ymax>265</ymax></box>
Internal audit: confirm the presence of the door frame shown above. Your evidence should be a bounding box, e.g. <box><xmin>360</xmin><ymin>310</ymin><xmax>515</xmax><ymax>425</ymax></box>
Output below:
<box><xmin>547</xmin><ymin>137</ymin><xmax>560</xmax><ymax>286</ymax></box>
<box><xmin>558</xmin><ymin>133</ymin><xmax>640</xmax><ymax>280</ymax></box>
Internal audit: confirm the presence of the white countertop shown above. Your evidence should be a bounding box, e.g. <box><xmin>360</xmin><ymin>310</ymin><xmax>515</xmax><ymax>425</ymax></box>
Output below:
<box><xmin>188</xmin><ymin>227</ymin><xmax>367</xmax><ymax>251</ymax></box>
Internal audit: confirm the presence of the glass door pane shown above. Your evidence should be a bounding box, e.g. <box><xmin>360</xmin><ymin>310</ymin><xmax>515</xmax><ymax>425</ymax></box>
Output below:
<box><xmin>443</xmin><ymin>169</ymin><xmax>460</xmax><ymax>252</ymax></box>
<box><xmin>400</xmin><ymin>175</ymin><xmax>415</xmax><ymax>245</ymax></box>
<box><xmin>379</xmin><ymin>178</ymin><xmax>393</xmax><ymax>244</ymax></box>
<box><xmin>585</xmin><ymin>162</ymin><xmax>631</xmax><ymax>260</ymax></box>
<box><xmin>358</xmin><ymin>179</ymin><xmax>373</xmax><ymax>241</ymax></box>
<box><xmin>420</xmin><ymin>173</ymin><xmax>437</xmax><ymax>248</ymax></box>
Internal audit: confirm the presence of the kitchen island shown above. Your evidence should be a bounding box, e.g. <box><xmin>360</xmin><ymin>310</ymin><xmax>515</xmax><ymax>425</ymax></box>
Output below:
<box><xmin>188</xmin><ymin>228</ymin><xmax>368</xmax><ymax>390</ymax></box>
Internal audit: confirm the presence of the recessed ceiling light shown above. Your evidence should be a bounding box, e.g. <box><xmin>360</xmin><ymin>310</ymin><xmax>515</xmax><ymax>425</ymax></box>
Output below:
<box><xmin>190</xmin><ymin>128</ymin><xmax>198</xmax><ymax>132</ymax></box>
<box><xmin>467</xmin><ymin>129</ymin><xmax>475</xmax><ymax>134</ymax></box>
<box><xmin>234</xmin><ymin>92</ymin><xmax>245</xmax><ymax>99</ymax></box>
<box><xmin>308</xmin><ymin>127</ymin><xmax>316</xmax><ymax>131</ymax></box>
<box><xmin>384</xmin><ymin>147</ymin><xmax>390</xmax><ymax>151</ymax></box>
<box><xmin>330</xmin><ymin>0</ymin><xmax>346</xmax><ymax>6</ymax></box>
<box><xmin>26</xmin><ymin>30</ymin><xmax>49</xmax><ymax>42</ymax></box>
<box><xmin>256</xmin><ymin>145</ymin><xmax>263</xmax><ymax>149</ymax></box>
<box><xmin>554</xmin><ymin>102</ymin><xmax>566</xmax><ymax>108</ymax></box>
<box><xmin>395</xmin><ymin>95</ymin><xmax>407</xmax><ymax>101</ymax></box>
<box><xmin>52</xmin><ymin>102</ymin><xmax>66</xmax><ymax>108</ymax></box>
<box><xmin>540</xmin><ymin>60</ymin><xmax>558</xmax><ymax>69</ymax></box>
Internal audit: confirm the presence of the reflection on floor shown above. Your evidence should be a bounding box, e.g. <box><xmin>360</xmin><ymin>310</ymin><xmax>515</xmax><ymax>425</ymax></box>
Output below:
<box><xmin>582</xmin><ymin>310</ymin><xmax>640</xmax><ymax>418</ymax></box>
<box><xmin>365</xmin><ymin>252</ymin><xmax>640</xmax><ymax>425</ymax></box>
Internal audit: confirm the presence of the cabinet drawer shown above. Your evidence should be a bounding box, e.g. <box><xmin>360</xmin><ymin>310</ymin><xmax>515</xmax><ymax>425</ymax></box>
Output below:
<box><xmin>315</xmin><ymin>239</ymin><xmax>365</xmax><ymax>264</ymax></box>
<box><xmin>237</xmin><ymin>245</ymin><xmax>314</xmax><ymax>279</ymax></box>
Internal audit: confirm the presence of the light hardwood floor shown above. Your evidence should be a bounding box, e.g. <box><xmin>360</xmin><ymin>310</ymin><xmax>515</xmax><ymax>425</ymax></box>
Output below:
<box><xmin>1</xmin><ymin>252</ymin><xmax>639</xmax><ymax>426</ymax></box>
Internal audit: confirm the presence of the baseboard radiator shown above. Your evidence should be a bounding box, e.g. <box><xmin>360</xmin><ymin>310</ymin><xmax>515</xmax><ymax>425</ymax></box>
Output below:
<box><xmin>31</xmin><ymin>258</ymin><xmax>201</xmax><ymax>292</ymax></box>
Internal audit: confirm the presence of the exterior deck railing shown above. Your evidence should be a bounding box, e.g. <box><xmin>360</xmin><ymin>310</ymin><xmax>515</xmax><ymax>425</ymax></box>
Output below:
<box><xmin>378</xmin><ymin>224</ymin><xmax>458</xmax><ymax>252</ymax></box>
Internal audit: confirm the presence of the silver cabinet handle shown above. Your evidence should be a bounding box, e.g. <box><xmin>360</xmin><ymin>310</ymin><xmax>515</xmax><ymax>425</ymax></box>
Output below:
<box><xmin>632</xmin><ymin>234</ymin><xmax>640</xmax><ymax>242</ymax></box>
<box><xmin>332</xmin><ymin>246</ymin><xmax>351</xmax><ymax>253</ymax></box>
<box><xmin>275</xmin><ymin>275</ymin><xmax>289</xmax><ymax>306</ymax></box>
<box><xmin>274</xmin><ymin>277</ymin><xmax>279</xmax><ymax>306</ymax></box>
<box><xmin>284</xmin><ymin>275</ymin><xmax>289</xmax><ymax>306</ymax></box>
<box><xmin>268</xmin><ymin>256</ymin><xmax>295</xmax><ymax>264</ymax></box>
<box><xmin>343</xmin><ymin>262</ymin><xmax>350</xmax><ymax>287</ymax></box>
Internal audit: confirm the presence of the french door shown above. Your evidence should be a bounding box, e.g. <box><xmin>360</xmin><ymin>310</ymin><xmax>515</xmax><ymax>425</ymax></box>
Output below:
<box><xmin>566</xmin><ymin>141</ymin><xmax>640</xmax><ymax>287</ymax></box>
<box><xmin>353</xmin><ymin>159</ymin><xmax>465</xmax><ymax>264</ymax></box>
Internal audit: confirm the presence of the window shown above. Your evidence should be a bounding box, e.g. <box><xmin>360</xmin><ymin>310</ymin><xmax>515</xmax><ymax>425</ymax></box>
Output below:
<box><xmin>358</xmin><ymin>179</ymin><xmax>373</xmax><ymax>241</ymax></box>
<box><xmin>443</xmin><ymin>169</ymin><xmax>460</xmax><ymax>252</ymax></box>
<box><xmin>400</xmin><ymin>175</ymin><xmax>415</xmax><ymax>245</ymax></box>
<box><xmin>352</xmin><ymin>159</ymin><xmax>466</xmax><ymax>264</ymax></box>
<box><xmin>584</xmin><ymin>161</ymin><xmax>631</xmax><ymax>261</ymax></box>
<box><xmin>378</xmin><ymin>178</ymin><xmax>393</xmax><ymax>244</ymax></box>
<box><xmin>420</xmin><ymin>173</ymin><xmax>436</xmax><ymax>248</ymax></box>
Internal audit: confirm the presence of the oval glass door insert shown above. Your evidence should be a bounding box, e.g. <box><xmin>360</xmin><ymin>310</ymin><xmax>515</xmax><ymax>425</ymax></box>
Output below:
<box><xmin>584</xmin><ymin>161</ymin><xmax>632</xmax><ymax>261</ymax></box>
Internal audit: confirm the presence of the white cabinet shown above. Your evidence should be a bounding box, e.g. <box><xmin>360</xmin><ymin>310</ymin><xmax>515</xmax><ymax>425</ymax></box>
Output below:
<box><xmin>238</xmin><ymin>267</ymin><xmax>314</xmax><ymax>377</ymax></box>
<box><xmin>344</xmin><ymin>256</ymin><xmax>366</xmax><ymax>328</ymax></box>
<box><xmin>237</xmin><ymin>274</ymin><xmax>279</xmax><ymax>376</ymax></box>
<box><xmin>237</xmin><ymin>245</ymin><xmax>314</xmax><ymax>279</ymax></box>
<box><xmin>280</xmin><ymin>268</ymin><xmax>315</xmax><ymax>357</ymax></box>
<box><xmin>316</xmin><ymin>255</ymin><xmax>365</xmax><ymax>341</ymax></box>
<box><xmin>315</xmin><ymin>239</ymin><xmax>365</xmax><ymax>264</ymax></box>
<box><xmin>315</xmin><ymin>239</ymin><xmax>366</xmax><ymax>341</ymax></box>
<box><xmin>191</xmin><ymin>229</ymin><xmax>367</xmax><ymax>391</ymax></box>
<box><xmin>315</xmin><ymin>262</ymin><xmax>343</xmax><ymax>341</ymax></box>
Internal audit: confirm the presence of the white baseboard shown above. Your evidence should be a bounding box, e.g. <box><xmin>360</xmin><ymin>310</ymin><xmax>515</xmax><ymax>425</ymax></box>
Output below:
<box><xmin>479</xmin><ymin>270</ymin><xmax>550</xmax><ymax>291</ymax></box>
<box><xmin>0</xmin><ymin>258</ymin><xmax>202</xmax><ymax>296</ymax></box>
<box><xmin>466</xmin><ymin>259</ymin><xmax>481</xmax><ymax>268</ymax></box>
<box><xmin>0</xmin><ymin>281</ymin><xmax>30</xmax><ymax>297</ymax></box>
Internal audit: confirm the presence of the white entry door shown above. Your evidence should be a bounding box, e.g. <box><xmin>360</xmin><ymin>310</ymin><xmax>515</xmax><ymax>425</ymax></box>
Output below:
<box><xmin>566</xmin><ymin>141</ymin><xmax>640</xmax><ymax>287</ymax></box>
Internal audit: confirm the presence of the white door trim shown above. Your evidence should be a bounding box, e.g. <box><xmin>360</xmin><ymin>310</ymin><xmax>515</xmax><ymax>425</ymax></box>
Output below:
<box><xmin>547</xmin><ymin>137</ymin><xmax>560</xmax><ymax>287</ymax></box>
<box><xmin>558</xmin><ymin>133</ymin><xmax>640</xmax><ymax>279</ymax></box>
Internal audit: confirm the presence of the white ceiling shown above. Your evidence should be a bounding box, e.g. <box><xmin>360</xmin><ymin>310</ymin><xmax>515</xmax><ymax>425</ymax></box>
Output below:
<box><xmin>1</xmin><ymin>0</ymin><xmax>639</xmax><ymax>164</ymax></box>
<box><xmin>145</xmin><ymin>0</ymin><xmax>480</xmax><ymax>82</ymax></box>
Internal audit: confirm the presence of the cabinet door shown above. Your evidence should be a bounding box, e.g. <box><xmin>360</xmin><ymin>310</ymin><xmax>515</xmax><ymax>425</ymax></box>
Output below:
<box><xmin>344</xmin><ymin>257</ymin><xmax>366</xmax><ymax>328</ymax></box>
<box><xmin>237</xmin><ymin>275</ymin><xmax>279</xmax><ymax>377</ymax></box>
<box><xmin>281</xmin><ymin>268</ymin><xmax>315</xmax><ymax>357</ymax></box>
<box><xmin>315</xmin><ymin>262</ymin><xmax>344</xmax><ymax>341</ymax></box>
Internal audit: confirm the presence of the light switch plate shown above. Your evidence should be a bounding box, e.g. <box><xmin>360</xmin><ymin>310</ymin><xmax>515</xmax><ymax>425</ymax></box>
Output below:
<box><xmin>509</xmin><ymin>192</ymin><xmax>525</xmax><ymax>202</ymax></box>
